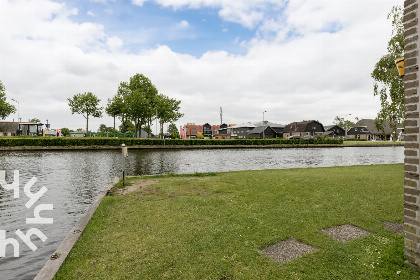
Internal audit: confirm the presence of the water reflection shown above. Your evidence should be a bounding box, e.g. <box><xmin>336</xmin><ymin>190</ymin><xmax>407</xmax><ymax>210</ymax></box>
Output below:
<box><xmin>0</xmin><ymin>146</ymin><xmax>404</xmax><ymax>279</ymax></box>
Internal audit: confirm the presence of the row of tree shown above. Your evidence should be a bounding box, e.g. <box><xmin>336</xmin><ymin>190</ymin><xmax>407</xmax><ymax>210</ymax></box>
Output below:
<box><xmin>68</xmin><ymin>73</ymin><xmax>183</xmax><ymax>138</ymax></box>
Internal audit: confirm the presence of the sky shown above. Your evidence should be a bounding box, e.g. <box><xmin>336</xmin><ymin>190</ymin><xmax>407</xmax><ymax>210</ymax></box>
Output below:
<box><xmin>0</xmin><ymin>0</ymin><xmax>402</xmax><ymax>133</ymax></box>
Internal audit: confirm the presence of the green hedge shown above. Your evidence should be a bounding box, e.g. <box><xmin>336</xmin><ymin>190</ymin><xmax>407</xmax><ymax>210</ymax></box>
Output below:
<box><xmin>0</xmin><ymin>137</ymin><xmax>343</xmax><ymax>147</ymax></box>
<box><xmin>344</xmin><ymin>138</ymin><xmax>368</xmax><ymax>141</ymax></box>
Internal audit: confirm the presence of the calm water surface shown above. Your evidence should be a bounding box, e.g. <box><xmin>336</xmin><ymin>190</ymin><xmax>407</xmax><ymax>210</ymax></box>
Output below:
<box><xmin>0</xmin><ymin>146</ymin><xmax>404</xmax><ymax>279</ymax></box>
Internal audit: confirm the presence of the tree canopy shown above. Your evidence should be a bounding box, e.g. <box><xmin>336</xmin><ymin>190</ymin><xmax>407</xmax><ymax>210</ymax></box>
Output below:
<box><xmin>106</xmin><ymin>73</ymin><xmax>183</xmax><ymax>138</ymax></box>
<box><xmin>333</xmin><ymin>116</ymin><xmax>357</xmax><ymax>130</ymax></box>
<box><xmin>371</xmin><ymin>6</ymin><xmax>404</xmax><ymax>135</ymax></box>
<box><xmin>0</xmin><ymin>81</ymin><xmax>16</xmax><ymax>120</ymax></box>
<box><xmin>68</xmin><ymin>92</ymin><xmax>103</xmax><ymax>134</ymax></box>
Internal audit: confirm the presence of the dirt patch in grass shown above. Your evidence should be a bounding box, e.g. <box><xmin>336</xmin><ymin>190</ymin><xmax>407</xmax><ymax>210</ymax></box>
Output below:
<box><xmin>382</xmin><ymin>222</ymin><xmax>403</xmax><ymax>234</ymax></box>
<box><xmin>321</xmin><ymin>224</ymin><xmax>372</xmax><ymax>242</ymax></box>
<box><xmin>261</xmin><ymin>238</ymin><xmax>318</xmax><ymax>264</ymax></box>
<box><xmin>113</xmin><ymin>178</ymin><xmax>159</xmax><ymax>196</ymax></box>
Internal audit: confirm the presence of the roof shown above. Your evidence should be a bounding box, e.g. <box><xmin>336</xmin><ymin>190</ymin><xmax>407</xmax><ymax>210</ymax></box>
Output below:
<box><xmin>0</xmin><ymin>121</ymin><xmax>42</xmax><ymax>125</ymax></box>
<box><xmin>283</xmin><ymin>120</ymin><xmax>324</xmax><ymax>133</ymax></box>
<box><xmin>324</xmin><ymin>125</ymin><xmax>344</xmax><ymax>132</ymax></box>
<box><xmin>350</xmin><ymin>119</ymin><xmax>402</xmax><ymax>135</ymax></box>
<box><xmin>230</xmin><ymin>123</ymin><xmax>256</xmax><ymax>129</ymax></box>
<box><xmin>248</xmin><ymin>126</ymin><xmax>276</xmax><ymax>134</ymax></box>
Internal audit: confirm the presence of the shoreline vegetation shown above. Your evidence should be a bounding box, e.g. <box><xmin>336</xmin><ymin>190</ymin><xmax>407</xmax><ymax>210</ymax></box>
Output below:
<box><xmin>0</xmin><ymin>137</ymin><xmax>404</xmax><ymax>150</ymax></box>
<box><xmin>54</xmin><ymin>164</ymin><xmax>418</xmax><ymax>279</ymax></box>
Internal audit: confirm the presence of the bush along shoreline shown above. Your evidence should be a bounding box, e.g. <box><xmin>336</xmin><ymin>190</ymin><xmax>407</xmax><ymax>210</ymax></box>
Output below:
<box><xmin>0</xmin><ymin>137</ymin><xmax>343</xmax><ymax>147</ymax></box>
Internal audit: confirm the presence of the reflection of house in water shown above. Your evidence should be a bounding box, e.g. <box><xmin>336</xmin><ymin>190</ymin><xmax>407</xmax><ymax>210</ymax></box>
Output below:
<box><xmin>0</xmin><ymin>122</ymin><xmax>44</xmax><ymax>136</ymax></box>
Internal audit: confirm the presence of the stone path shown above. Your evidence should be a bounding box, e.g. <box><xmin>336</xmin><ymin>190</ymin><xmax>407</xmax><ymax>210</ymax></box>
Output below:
<box><xmin>261</xmin><ymin>222</ymin><xmax>403</xmax><ymax>264</ymax></box>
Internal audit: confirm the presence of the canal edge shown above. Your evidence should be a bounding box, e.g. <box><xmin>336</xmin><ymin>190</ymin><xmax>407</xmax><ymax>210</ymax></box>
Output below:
<box><xmin>34</xmin><ymin>177</ymin><xmax>120</xmax><ymax>280</ymax></box>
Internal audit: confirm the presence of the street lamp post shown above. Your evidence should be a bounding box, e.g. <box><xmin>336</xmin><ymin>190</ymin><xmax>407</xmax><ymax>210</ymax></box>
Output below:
<box><xmin>11</xmin><ymin>99</ymin><xmax>19</xmax><ymax>122</ymax></box>
<box><xmin>344</xmin><ymin>113</ymin><xmax>351</xmax><ymax>139</ymax></box>
<box><xmin>263</xmin><ymin>111</ymin><xmax>267</xmax><ymax>139</ymax></box>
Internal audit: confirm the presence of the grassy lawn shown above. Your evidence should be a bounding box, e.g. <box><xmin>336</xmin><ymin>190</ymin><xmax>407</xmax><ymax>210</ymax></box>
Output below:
<box><xmin>54</xmin><ymin>164</ymin><xmax>419</xmax><ymax>280</ymax></box>
<box><xmin>343</xmin><ymin>141</ymin><xmax>404</xmax><ymax>146</ymax></box>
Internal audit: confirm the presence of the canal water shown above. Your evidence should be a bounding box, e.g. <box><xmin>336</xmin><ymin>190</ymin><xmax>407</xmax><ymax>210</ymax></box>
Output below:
<box><xmin>0</xmin><ymin>146</ymin><xmax>404</xmax><ymax>279</ymax></box>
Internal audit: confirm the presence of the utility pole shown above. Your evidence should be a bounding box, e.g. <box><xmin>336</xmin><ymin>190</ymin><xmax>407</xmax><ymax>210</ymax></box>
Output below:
<box><xmin>220</xmin><ymin>107</ymin><xmax>223</xmax><ymax>124</ymax></box>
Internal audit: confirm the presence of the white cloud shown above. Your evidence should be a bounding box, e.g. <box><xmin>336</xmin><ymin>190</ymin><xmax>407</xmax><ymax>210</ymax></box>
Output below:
<box><xmin>131</xmin><ymin>0</ymin><xmax>148</xmax><ymax>7</ymax></box>
<box><xmin>0</xmin><ymin>0</ymin><xmax>403</xmax><ymax>131</ymax></box>
<box><xmin>132</xmin><ymin>0</ymin><xmax>286</xmax><ymax>29</ymax></box>
<box><xmin>107</xmin><ymin>36</ymin><xmax>123</xmax><ymax>52</ymax></box>
<box><xmin>178</xmin><ymin>20</ymin><xmax>189</xmax><ymax>28</ymax></box>
<box><xmin>87</xmin><ymin>10</ymin><xmax>95</xmax><ymax>17</ymax></box>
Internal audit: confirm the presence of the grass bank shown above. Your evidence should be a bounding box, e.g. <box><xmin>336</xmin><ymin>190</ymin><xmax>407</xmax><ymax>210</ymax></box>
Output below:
<box><xmin>55</xmin><ymin>165</ymin><xmax>417</xmax><ymax>279</ymax></box>
<box><xmin>343</xmin><ymin>141</ymin><xmax>405</xmax><ymax>146</ymax></box>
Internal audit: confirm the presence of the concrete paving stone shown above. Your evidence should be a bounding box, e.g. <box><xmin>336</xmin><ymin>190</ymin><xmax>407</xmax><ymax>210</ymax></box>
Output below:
<box><xmin>382</xmin><ymin>221</ymin><xmax>404</xmax><ymax>234</ymax></box>
<box><xmin>321</xmin><ymin>224</ymin><xmax>372</xmax><ymax>242</ymax></box>
<box><xmin>261</xmin><ymin>238</ymin><xmax>318</xmax><ymax>264</ymax></box>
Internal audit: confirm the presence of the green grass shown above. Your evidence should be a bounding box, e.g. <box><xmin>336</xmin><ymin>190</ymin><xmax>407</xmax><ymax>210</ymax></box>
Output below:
<box><xmin>54</xmin><ymin>164</ymin><xmax>419</xmax><ymax>279</ymax></box>
<box><xmin>343</xmin><ymin>141</ymin><xmax>404</xmax><ymax>146</ymax></box>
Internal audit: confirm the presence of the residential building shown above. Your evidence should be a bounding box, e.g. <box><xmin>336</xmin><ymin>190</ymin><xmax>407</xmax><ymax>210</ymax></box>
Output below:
<box><xmin>0</xmin><ymin>121</ymin><xmax>44</xmax><ymax>136</ymax></box>
<box><xmin>347</xmin><ymin>119</ymin><xmax>403</xmax><ymax>140</ymax></box>
<box><xmin>228</xmin><ymin>123</ymin><xmax>256</xmax><ymax>139</ymax></box>
<box><xmin>247</xmin><ymin>126</ymin><xmax>277</xmax><ymax>138</ymax></box>
<box><xmin>323</xmin><ymin>125</ymin><xmax>345</xmax><ymax>138</ymax></box>
<box><xmin>283</xmin><ymin>120</ymin><xmax>325</xmax><ymax>138</ymax></box>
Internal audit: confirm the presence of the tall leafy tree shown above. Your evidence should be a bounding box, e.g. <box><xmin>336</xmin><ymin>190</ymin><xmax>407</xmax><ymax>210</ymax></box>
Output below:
<box><xmin>128</xmin><ymin>74</ymin><xmax>158</xmax><ymax>137</ymax></box>
<box><xmin>371</xmin><ymin>6</ymin><xmax>404</xmax><ymax>136</ymax></box>
<box><xmin>106</xmin><ymin>95</ymin><xmax>125</xmax><ymax>132</ymax></box>
<box><xmin>0</xmin><ymin>81</ymin><xmax>16</xmax><ymax>120</ymax></box>
<box><xmin>68</xmin><ymin>92</ymin><xmax>103</xmax><ymax>134</ymax></box>
<box><xmin>156</xmin><ymin>94</ymin><xmax>183</xmax><ymax>138</ymax></box>
<box><xmin>125</xmin><ymin>86</ymin><xmax>150</xmax><ymax>136</ymax></box>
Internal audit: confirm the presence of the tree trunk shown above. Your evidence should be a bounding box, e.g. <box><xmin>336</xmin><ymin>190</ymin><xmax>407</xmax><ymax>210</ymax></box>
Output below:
<box><xmin>113</xmin><ymin>116</ymin><xmax>116</xmax><ymax>133</ymax></box>
<box><xmin>160</xmin><ymin>120</ymin><xmax>164</xmax><ymax>139</ymax></box>
<box><xmin>86</xmin><ymin>115</ymin><xmax>89</xmax><ymax>137</ymax></box>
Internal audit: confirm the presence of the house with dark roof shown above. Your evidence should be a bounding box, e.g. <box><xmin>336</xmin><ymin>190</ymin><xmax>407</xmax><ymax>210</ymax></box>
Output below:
<box><xmin>247</xmin><ymin>126</ymin><xmax>277</xmax><ymax>138</ymax></box>
<box><xmin>270</xmin><ymin>124</ymin><xmax>285</xmax><ymax>138</ymax></box>
<box><xmin>283</xmin><ymin>120</ymin><xmax>325</xmax><ymax>138</ymax></box>
<box><xmin>347</xmin><ymin>119</ymin><xmax>403</xmax><ymax>140</ymax></box>
<box><xmin>323</xmin><ymin>125</ymin><xmax>345</xmax><ymax>138</ymax></box>
<box><xmin>229</xmin><ymin>123</ymin><xmax>256</xmax><ymax>139</ymax></box>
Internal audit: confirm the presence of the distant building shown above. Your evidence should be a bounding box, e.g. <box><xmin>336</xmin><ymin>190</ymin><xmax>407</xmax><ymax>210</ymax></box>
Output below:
<box><xmin>229</xmin><ymin>123</ymin><xmax>256</xmax><ymax>139</ymax></box>
<box><xmin>283</xmin><ymin>120</ymin><xmax>325</xmax><ymax>138</ymax></box>
<box><xmin>0</xmin><ymin>121</ymin><xmax>43</xmax><ymax>136</ymax></box>
<box><xmin>347</xmin><ymin>119</ymin><xmax>403</xmax><ymax>140</ymax></box>
<box><xmin>323</xmin><ymin>125</ymin><xmax>345</xmax><ymax>138</ymax></box>
<box><xmin>203</xmin><ymin>123</ymin><xmax>212</xmax><ymax>137</ymax></box>
<box><xmin>247</xmin><ymin>126</ymin><xmax>277</xmax><ymax>138</ymax></box>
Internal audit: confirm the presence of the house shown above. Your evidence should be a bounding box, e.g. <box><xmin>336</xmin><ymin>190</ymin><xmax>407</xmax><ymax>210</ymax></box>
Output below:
<box><xmin>215</xmin><ymin>123</ymin><xmax>234</xmax><ymax>139</ymax></box>
<box><xmin>346</xmin><ymin>119</ymin><xmax>403</xmax><ymax>140</ymax></box>
<box><xmin>228</xmin><ymin>123</ymin><xmax>256</xmax><ymax>139</ymax></box>
<box><xmin>202</xmin><ymin>123</ymin><xmax>212</xmax><ymax>137</ymax></box>
<box><xmin>323</xmin><ymin>125</ymin><xmax>345</xmax><ymax>138</ymax></box>
<box><xmin>247</xmin><ymin>126</ymin><xmax>277</xmax><ymax>138</ymax></box>
<box><xmin>283</xmin><ymin>120</ymin><xmax>325</xmax><ymax>138</ymax></box>
<box><xmin>184</xmin><ymin>123</ymin><xmax>225</xmax><ymax>138</ymax></box>
<box><xmin>270</xmin><ymin>124</ymin><xmax>285</xmax><ymax>138</ymax></box>
<box><xmin>0</xmin><ymin>121</ymin><xmax>44</xmax><ymax>136</ymax></box>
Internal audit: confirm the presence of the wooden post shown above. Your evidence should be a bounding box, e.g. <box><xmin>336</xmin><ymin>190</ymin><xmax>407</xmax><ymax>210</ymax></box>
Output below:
<box><xmin>121</xmin><ymin>144</ymin><xmax>128</xmax><ymax>186</ymax></box>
